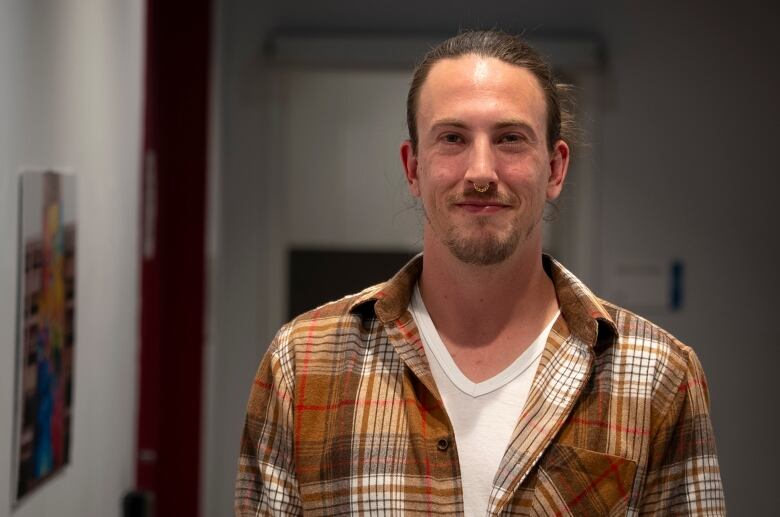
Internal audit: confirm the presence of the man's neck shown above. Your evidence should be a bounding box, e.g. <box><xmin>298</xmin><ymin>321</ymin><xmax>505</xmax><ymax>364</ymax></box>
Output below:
<box><xmin>417</xmin><ymin>235</ymin><xmax>559</xmax><ymax>381</ymax></box>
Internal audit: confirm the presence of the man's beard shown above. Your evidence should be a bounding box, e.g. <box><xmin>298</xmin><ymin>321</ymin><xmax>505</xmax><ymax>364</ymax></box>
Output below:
<box><xmin>442</xmin><ymin>218</ymin><xmax>524</xmax><ymax>266</ymax></box>
<box><xmin>424</xmin><ymin>189</ymin><xmax>540</xmax><ymax>267</ymax></box>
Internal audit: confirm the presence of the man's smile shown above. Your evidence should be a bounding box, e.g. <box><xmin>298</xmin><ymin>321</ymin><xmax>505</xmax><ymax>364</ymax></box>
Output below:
<box><xmin>450</xmin><ymin>192</ymin><xmax>515</xmax><ymax>215</ymax></box>
<box><xmin>454</xmin><ymin>202</ymin><xmax>510</xmax><ymax>214</ymax></box>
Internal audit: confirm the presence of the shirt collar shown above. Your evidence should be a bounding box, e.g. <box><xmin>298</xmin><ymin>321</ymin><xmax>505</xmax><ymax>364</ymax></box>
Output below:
<box><xmin>349</xmin><ymin>253</ymin><xmax>616</xmax><ymax>349</ymax></box>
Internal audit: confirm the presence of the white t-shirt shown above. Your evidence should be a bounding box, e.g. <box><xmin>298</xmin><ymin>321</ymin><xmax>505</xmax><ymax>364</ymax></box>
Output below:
<box><xmin>409</xmin><ymin>284</ymin><xmax>559</xmax><ymax>516</ymax></box>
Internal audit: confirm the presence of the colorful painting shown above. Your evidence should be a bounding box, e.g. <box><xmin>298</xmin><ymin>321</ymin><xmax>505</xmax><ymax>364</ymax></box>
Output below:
<box><xmin>13</xmin><ymin>171</ymin><xmax>76</xmax><ymax>504</ymax></box>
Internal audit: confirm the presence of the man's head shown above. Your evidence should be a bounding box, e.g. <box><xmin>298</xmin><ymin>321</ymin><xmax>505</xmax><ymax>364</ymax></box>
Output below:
<box><xmin>400</xmin><ymin>30</ymin><xmax>572</xmax><ymax>266</ymax></box>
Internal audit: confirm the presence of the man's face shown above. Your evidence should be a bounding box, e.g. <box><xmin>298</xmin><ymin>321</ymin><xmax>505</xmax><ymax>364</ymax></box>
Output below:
<box><xmin>401</xmin><ymin>54</ymin><xmax>569</xmax><ymax>266</ymax></box>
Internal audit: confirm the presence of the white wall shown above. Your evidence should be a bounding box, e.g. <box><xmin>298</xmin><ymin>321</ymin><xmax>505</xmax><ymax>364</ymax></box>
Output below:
<box><xmin>0</xmin><ymin>1</ymin><xmax>144</xmax><ymax>516</ymax></box>
<box><xmin>210</xmin><ymin>0</ymin><xmax>780</xmax><ymax>515</ymax></box>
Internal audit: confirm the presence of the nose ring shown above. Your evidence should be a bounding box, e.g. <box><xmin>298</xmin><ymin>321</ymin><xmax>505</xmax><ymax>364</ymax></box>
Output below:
<box><xmin>473</xmin><ymin>183</ymin><xmax>490</xmax><ymax>193</ymax></box>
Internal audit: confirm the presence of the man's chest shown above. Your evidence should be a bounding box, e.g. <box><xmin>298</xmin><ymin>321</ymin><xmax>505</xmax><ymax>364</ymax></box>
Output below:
<box><xmin>290</xmin><ymin>336</ymin><xmax>647</xmax><ymax>515</ymax></box>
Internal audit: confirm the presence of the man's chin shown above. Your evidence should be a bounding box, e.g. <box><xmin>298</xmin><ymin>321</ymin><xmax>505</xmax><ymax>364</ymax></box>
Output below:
<box><xmin>444</xmin><ymin>235</ymin><xmax>519</xmax><ymax>266</ymax></box>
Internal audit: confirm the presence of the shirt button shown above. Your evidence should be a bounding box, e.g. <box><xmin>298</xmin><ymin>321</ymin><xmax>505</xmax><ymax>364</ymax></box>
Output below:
<box><xmin>436</xmin><ymin>437</ymin><xmax>449</xmax><ymax>451</ymax></box>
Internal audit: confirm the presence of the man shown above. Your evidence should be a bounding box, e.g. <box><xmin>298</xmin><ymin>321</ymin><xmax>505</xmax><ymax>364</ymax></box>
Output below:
<box><xmin>236</xmin><ymin>30</ymin><xmax>724</xmax><ymax>515</ymax></box>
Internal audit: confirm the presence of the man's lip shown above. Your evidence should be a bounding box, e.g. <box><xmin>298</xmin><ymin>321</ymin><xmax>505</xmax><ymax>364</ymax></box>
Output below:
<box><xmin>454</xmin><ymin>201</ymin><xmax>511</xmax><ymax>208</ymax></box>
<box><xmin>455</xmin><ymin>202</ymin><xmax>511</xmax><ymax>213</ymax></box>
<box><xmin>455</xmin><ymin>201</ymin><xmax>509</xmax><ymax>207</ymax></box>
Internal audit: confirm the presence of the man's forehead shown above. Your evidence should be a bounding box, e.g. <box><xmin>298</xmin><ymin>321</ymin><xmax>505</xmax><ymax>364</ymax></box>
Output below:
<box><xmin>417</xmin><ymin>54</ymin><xmax>547</xmax><ymax>124</ymax></box>
<box><xmin>424</xmin><ymin>54</ymin><xmax>541</xmax><ymax>87</ymax></box>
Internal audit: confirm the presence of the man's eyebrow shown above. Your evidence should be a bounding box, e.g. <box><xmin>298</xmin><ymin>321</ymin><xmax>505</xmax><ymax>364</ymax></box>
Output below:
<box><xmin>429</xmin><ymin>118</ymin><xmax>538</xmax><ymax>136</ymax></box>
<box><xmin>494</xmin><ymin>119</ymin><xmax>535</xmax><ymax>131</ymax></box>
<box><xmin>429</xmin><ymin>118</ymin><xmax>469</xmax><ymax>130</ymax></box>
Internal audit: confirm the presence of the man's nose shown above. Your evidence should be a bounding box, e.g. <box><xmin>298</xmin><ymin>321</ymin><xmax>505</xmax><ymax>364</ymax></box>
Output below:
<box><xmin>463</xmin><ymin>137</ymin><xmax>499</xmax><ymax>189</ymax></box>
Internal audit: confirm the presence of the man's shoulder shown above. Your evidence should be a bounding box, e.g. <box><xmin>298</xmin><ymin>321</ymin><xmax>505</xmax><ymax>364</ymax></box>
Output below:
<box><xmin>547</xmin><ymin>255</ymin><xmax>699</xmax><ymax>373</ymax></box>
<box><xmin>296</xmin><ymin>282</ymin><xmax>385</xmax><ymax>323</ymax></box>
<box><xmin>594</xmin><ymin>296</ymin><xmax>701</xmax><ymax>382</ymax></box>
<box><xmin>270</xmin><ymin>281</ymin><xmax>387</xmax><ymax>351</ymax></box>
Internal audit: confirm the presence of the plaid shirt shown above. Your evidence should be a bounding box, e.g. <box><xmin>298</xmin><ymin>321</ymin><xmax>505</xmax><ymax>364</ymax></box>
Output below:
<box><xmin>235</xmin><ymin>255</ymin><xmax>724</xmax><ymax>515</ymax></box>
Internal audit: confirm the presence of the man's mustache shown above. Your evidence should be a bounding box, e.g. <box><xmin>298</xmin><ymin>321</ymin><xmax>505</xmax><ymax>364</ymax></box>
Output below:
<box><xmin>447</xmin><ymin>189</ymin><xmax>516</xmax><ymax>205</ymax></box>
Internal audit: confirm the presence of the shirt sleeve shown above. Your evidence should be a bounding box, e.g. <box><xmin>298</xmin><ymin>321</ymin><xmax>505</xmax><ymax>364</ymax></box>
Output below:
<box><xmin>639</xmin><ymin>347</ymin><xmax>725</xmax><ymax>515</ymax></box>
<box><xmin>235</xmin><ymin>329</ymin><xmax>303</xmax><ymax>516</ymax></box>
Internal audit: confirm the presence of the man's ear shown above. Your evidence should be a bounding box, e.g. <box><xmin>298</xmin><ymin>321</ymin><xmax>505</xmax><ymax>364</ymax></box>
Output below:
<box><xmin>400</xmin><ymin>140</ymin><xmax>421</xmax><ymax>197</ymax></box>
<box><xmin>546</xmin><ymin>139</ymin><xmax>570</xmax><ymax>201</ymax></box>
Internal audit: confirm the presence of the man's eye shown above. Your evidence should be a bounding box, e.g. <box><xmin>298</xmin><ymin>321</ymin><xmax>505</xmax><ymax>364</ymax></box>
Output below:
<box><xmin>500</xmin><ymin>134</ymin><xmax>523</xmax><ymax>143</ymax></box>
<box><xmin>443</xmin><ymin>134</ymin><xmax>462</xmax><ymax>143</ymax></box>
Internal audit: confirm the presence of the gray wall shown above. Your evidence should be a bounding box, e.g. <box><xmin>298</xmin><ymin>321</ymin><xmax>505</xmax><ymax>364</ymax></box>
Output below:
<box><xmin>0</xmin><ymin>1</ymin><xmax>144</xmax><ymax>516</ymax></box>
<box><xmin>208</xmin><ymin>0</ymin><xmax>780</xmax><ymax>514</ymax></box>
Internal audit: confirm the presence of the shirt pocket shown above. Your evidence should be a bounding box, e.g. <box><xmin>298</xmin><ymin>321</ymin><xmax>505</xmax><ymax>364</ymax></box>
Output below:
<box><xmin>531</xmin><ymin>444</ymin><xmax>637</xmax><ymax>516</ymax></box>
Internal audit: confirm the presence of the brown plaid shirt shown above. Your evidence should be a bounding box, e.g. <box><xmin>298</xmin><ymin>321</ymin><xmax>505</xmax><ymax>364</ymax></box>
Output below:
<box><xmin>235</xmin><ymin>255</ymin><xmax>724</xmax><ymax>515</ymax></box>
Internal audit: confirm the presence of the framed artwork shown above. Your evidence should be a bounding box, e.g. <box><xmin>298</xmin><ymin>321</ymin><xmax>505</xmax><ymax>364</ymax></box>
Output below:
<box><xmin>12</xmin><ymin>171</ymin><xmax>77</xmax><ymax>505</ymax></box>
